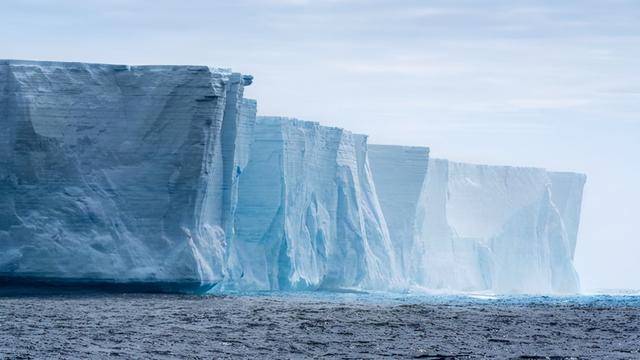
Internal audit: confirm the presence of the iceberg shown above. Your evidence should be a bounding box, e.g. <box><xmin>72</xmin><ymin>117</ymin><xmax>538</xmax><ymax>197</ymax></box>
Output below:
<box><xmin>225</xmin><ymin>117</ymin><xmax>400</xmax><ymax>290</ymax></box>
<box><xmin>0</xmin><ymin>60</ymin><xmax>254</xmax><ymax>292</ymax></box>
<box><xmin>0</xmin><ymin>59</ymin><xmax>587</xmax><ymax>294</ymax></box>
<box><xmin>368</xmin><ymin>149</ymin><xmax>586</xmax><ymax>294</ymax></box>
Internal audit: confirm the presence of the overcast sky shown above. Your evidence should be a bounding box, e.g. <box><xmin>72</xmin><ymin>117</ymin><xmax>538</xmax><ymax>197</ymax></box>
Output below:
<box><xmin>2</xmin><ymin>0</ymin><xmax>639</xmax><ymax>291</ymax></box>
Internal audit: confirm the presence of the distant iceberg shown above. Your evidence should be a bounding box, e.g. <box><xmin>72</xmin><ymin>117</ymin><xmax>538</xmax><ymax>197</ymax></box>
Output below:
<box><xmin>0</xmin><ymin>60</ymin><xmax>586</xmax><ymax>294</ymax></box>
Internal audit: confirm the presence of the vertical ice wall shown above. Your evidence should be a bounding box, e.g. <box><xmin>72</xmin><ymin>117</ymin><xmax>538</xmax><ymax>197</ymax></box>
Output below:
<box><xmin>415</xmin><ymin>159</ymin><xmax>493</xmax><ymax>291</ymax></box>
<box><xmin>0</xmin><ymin>60</ymin><xmax>252</xmax><ymax>292</ymax></box>
<box><xmin>424</xmin><ymin>160</ymin><xmax>581</xmax><ymax>293</ymax></box>
<box><xmin>548</xmin><ymin>172</ymin><xmax>586</xmax><ymax>259</ymax></box>
<box><xmin>547</xmin><ymin>171</ymin><xmax>587</xmax><ymax>291</ymax></box>
<box><xmin>223</xmin><ymin>98</ymin><xmax>257</xmax><ymax>280</ymax></box>
<box><xmin>368</xmin><ymin>145</ymin><xmax>430</xmax><ymax>281</ymax></box>
<box><xmin>227</xmin><ymin>117</ymin><xmax>400</xmax><ymax>290</ymax></box>
<box><xmin>369</xmin><ymin>148</ymin><xmax>586</xmax><ymax>294</ymax></box>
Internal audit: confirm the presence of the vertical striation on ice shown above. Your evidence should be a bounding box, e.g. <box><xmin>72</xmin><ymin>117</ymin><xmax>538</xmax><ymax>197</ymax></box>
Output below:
<box><xmin>0</xmin><ymin>60</ymin><xmax>252</xmax><ymax>292</ymax></box>
<box><xmin>227</xmin><ymin>117</ymin><xmax>400</xmax><ymax>290</ymax></box>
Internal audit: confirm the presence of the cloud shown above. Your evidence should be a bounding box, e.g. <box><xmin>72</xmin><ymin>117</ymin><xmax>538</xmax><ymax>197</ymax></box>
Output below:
<box><xmin>395</xmin><ymin>7</ymin><xmax>469</xmax><ymax>19</ymax></box>
<box><xmin>249</xmin><ymin>0</ymin><xmax>357</xmax><ymax>6</ymax></box>
<box><xmin>331</xmin><ymin>57</ymin><xmax>471</xmax><ymax>76</ymax></box>
<box><xmin>600</xmin><ymin>88</ymin><xmax>640</xmax><ymax>95</ymax></box>
<box><xmin>508</xmin><ymin>98</ymin><xmax>591</xmax><ymax>110</ymax></box>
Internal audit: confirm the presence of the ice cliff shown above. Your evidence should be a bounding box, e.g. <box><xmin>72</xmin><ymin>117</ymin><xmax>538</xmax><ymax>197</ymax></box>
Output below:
<box><xmin>368</xmin><ymin>148</ymin><xmax>586</xmax><ymax>294</ymax></box>
<box><xmin>0</xmin><ymin>60</ymin><xmax>253</xmax><ymax>292</ymax></box>
<box><xmin>0</xmin><ymin>59</ymin><xmax>587</xmax><ymax>294</ymax></box>
<box><xmin>367</xmin><ymin>145</ymin><xmax>430</xmax><ymax>282</ymax></box>
<box><xmin>226</xmin><ymin>117</ymin><xmax>400</xmax><ymax>290</ymax></box>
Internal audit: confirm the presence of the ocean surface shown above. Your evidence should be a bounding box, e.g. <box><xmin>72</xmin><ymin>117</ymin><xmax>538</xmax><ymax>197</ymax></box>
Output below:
<box><xmin>1</xmin><ymin>290</ymin><xmax>639</xmax><ymax>359</ymax></box>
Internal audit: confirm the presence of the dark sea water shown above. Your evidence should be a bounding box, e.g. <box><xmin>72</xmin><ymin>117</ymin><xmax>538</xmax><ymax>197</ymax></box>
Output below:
<box><xmin>1</xmin><ymin>290</ymin><xmax>639</xmax><ymax>359</ymax></box>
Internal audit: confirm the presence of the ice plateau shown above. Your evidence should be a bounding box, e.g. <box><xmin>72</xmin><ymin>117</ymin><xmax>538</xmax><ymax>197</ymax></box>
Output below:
<box><xmin>0</xmin><ymin>60</ymin><xmax>587</xmax><ymax>294</ymax></box>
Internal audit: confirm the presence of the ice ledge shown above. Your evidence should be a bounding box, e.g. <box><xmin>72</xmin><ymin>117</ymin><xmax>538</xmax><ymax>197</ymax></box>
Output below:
<box><xmin>0</xmin><ymin>59</ymin><xmax>253</xmax><ymax>86</ymax></box>
<box><xmin>370</xmin><ymin>144</ymin><xmax>431</xmax><ymax>154</ymax></box>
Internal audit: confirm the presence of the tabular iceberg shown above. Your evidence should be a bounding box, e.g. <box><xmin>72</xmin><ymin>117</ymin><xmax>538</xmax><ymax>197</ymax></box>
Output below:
<box><xmin>225</xmin><ymin>117</ymin><xmax>400</xmax><ymax>290</ymax></box>
<box><xmin>0</xmin><ymin>59</ymin><xmax>587</xmax><ymax>294</ymax></box>
<box><xmin>368</xmin><ymin>148</ymin><xmax>586</xmax><ymax>294</ymax></box>
<box><xmin>0</xmin><ymin>60</ymin><xmax>253</xmax><ymax>292</ymax></box>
